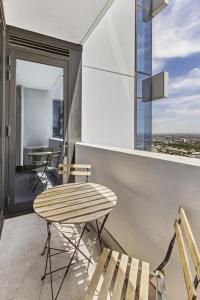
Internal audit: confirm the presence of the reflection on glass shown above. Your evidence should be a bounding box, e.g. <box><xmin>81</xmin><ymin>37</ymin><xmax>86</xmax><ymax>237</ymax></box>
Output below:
<box><xmin>15</xmin><ymin>60</ymin><xmax>64</xmax><ymax>204</ymax></box>
<box><xmin>136</xmin><ymin>73</ymin><xmax>152</xmax><ymax>150</ymax></box>
<box><xmin>136</xmin><ymin>5</ymin><xmax>152</xmax><ymax>75</ymax></box>
<box><xmin>53</xmin><ymin>100</ymin><xmax>64</xmax><ymax>138</ymax></box>
<box><xmin>136</xmin><ymin>99</ymin><xmax>152</xmax><ymax>150</ymax></box>
<box><xmin>136</xmin><ymin>73</ymin><xmax>150</xmax><ymax>98</ymax></box>
<box><xmin>136</xmin><ymin>1</ymin><xmax>152</xmax><ymax>151</ymax></box>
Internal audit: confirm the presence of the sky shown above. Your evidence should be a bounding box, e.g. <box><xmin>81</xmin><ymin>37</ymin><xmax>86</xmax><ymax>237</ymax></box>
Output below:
<box><xmin>152</xmin><ymin>0</ymin><xmax>200</xmax><ymax>134</ymax></box>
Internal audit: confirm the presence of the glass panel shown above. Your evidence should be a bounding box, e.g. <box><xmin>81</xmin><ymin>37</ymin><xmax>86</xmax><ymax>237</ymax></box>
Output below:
<box><xmin>136</xmin><ymin>74</ymin><xmax>152</xmax><ymax>150</ymax></box>
<box><xmin>136</xmin><ymin>5</ymin><xmax>152</xmax><ymax>74</ymax></box>
<box><xmin>136</xmin><ymin>99</ymin><xmax>152</xmax><ymax>150</ymax></box>
<box><xmin>152</xmin><ymin>0</ymin><xmax>200</xmax><ymax>159</ymax></box>
<box><xmin>137</xmin><ymin>72</ymin><xmax>150</xmax><ymax>98</ymax></box>
<box><xmin>136</xmin><ymin>0</ymin><xmax>152</xmax><ymax>151</ymax></box>
<box><xmin>15</xmin><ymin>60</ymin><xmax>64</xmax><ymax>204</ymax></box>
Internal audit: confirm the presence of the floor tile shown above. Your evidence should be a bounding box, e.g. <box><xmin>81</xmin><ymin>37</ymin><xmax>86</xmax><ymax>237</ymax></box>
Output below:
<box><xmin>0</xmin><ymin>213</ymin><xmax>101</xmax><ymax>300</ymax></box>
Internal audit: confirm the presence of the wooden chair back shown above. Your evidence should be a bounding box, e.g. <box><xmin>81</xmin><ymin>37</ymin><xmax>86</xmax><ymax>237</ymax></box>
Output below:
<box><xmin>174</xmin><ymin>207</ymin><xmax>200</xmax><ymax>300</ymax></box>
<box><xmin>58</xmin><ymin>164</ymin><xmax>91</xmax><ymax>182</ymax></box>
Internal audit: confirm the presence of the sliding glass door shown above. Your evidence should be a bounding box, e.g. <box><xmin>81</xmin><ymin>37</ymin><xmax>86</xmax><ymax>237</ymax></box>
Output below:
<box><xmin>7</xmin><ymin>49</ymin><xmax>68</xmax><ymax>213</ymax></box>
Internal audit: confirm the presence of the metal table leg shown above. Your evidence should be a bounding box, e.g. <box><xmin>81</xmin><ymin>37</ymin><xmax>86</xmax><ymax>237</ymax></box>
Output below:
<box><xmin>41</xmin><ymin>222</ymin><xmax>53</xmax><ymax>300</ymax></box>
<box><xmin>41</xmin><ymin>222</ymin><xmax>49</xmax><ymax>256</ymax></box>
<box><xmin>41</xmin><ymin>214</ymin><xmax>109</xmax><ymax>299</ymax></box>
<box><xmin>58</xmin><ymin>228</ymin><xmax>92</xmax><ymax>264</ymax></box>
<box><xmin>55</xmin><ymin>224</ymin><xmax>87</xmax><ymax>300</ymax></box>
<box><xmin>95</xmin><ymin>214</ymin><xmax>109</xmax><ymax>252</ymax></box>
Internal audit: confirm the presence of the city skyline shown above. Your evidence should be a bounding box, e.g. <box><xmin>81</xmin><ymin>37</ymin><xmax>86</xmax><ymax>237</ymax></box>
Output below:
<box><xmin>152</xmin><ymin>0</ymin><xmax>200</xmax><ymax>134</ymax></box>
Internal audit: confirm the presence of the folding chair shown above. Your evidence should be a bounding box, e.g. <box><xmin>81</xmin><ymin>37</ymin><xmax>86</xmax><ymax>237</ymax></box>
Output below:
<box><xmin>83</xmin><ymin>207</ymin><xmax>200</xmax><ymax>300</ymax></box>
<box><xmin>58</xmin><ymin>163</ymin><xmax>91</xmax><ymax>184</ymax></box>
<box><xmin>46</xmin><ymin>151</ymin><xmax>61</xmax><ymax>184</ymax></box>
<box><xmin>31</xmin><ymin>154</ymin><xmax>51</xmax><ymax>193</ymax></box>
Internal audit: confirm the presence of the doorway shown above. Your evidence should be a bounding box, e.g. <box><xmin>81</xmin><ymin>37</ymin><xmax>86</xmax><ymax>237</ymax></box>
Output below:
<box><xmin>7</xmin><ymin>49</ymin><xmax>68</xmax><ymax>214</ymax></box>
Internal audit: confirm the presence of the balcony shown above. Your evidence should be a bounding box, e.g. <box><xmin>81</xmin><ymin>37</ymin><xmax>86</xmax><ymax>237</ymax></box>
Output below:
<box><xmin>1</xmin><ymin>143</ymin><xmax>200</xmax><ymax>299</ymax></box>
<box><xmin>1</xmin><ymin>0</ymin><xmax>200</xmax><ymax>300</ymax></box>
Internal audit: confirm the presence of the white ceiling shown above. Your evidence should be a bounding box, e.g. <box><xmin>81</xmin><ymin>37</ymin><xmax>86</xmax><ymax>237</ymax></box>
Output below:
<box><xmin>3</xmin><ymin>0</ymin><xmax>114</xmax><ymax>44</ymax></box>
<box><xmin>16</xmin><ymin>60</ymin><xmax>63</xmax><ymax>90</ymax></box>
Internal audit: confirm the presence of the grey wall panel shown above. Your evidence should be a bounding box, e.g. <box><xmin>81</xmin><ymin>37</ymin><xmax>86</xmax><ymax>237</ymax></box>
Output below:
<box><xmin>66</xmin><ymin>50</ymin><xmax>82</xmax><ymax>168</ymax></box>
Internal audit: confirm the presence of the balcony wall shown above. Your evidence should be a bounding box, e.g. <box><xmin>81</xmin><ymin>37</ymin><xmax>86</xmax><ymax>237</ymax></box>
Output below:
<box><xmin>76</xmin><ymin>142</ymin><xmax>200</xmax><ymax>299</ymax></box>
<box><xmin>82</xmin><ymin>0</ymin><xmax>135</xmax><ymax>149</ymax></box>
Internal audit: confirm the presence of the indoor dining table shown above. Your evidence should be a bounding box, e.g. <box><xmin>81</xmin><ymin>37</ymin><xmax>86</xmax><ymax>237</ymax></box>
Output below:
<box><xmin>33</xmin><ymin>182</ymin><xmax>118</xmax><ymax>300</ymax></box>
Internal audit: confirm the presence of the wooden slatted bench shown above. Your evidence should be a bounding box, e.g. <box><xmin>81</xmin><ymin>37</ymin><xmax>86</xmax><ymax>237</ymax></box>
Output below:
<box><xmin>83</xmin><ymin>207</ymin><xmax>200</xmax><ymax>300</ymax></box>
<box><xmin>84</xmin><ymin>248</ymin><xmax>149</xmax><ymax>300</ymax></box>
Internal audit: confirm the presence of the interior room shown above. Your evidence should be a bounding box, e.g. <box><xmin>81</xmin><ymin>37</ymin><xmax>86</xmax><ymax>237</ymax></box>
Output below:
<box><xmin>15</xmin><ymin>60</ymin><xmax>64</xmax><ymax>203</ymax></box>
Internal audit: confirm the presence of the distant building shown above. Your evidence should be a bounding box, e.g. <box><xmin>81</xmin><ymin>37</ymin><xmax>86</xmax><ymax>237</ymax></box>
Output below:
<box><xmin>191</xmin><ymin>152</ymin><xmax>200</xmax><ymax>159</ymax></box>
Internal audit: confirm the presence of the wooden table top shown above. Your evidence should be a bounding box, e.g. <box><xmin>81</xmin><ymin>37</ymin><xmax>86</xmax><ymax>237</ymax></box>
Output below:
<box><xmin>33</xmin><ymin>182</ymin><xmax>117</xmax><ymax>224</ymax></box>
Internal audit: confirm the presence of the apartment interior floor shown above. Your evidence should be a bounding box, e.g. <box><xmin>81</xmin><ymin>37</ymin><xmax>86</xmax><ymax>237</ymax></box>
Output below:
<box><xmin>0</xmin><ymin>213</ymin><xmax>101</xmax><ymax>300</ymax></box>
<box><xmin>15</xmin><ymin>170</ymin><xmax>56</xmax><ymax>204</ymax></box>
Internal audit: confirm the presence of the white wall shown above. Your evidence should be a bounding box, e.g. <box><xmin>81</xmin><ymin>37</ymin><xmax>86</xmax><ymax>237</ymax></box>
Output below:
<box><xmin>23</xmin><ymin>88</ymin><xmax>52</xmax><ymax>147</ymax></box>
<box><xmin>82</xmin><ymin>0</ymin><xmax>135</xmax><ymax>148</ymax></box>
<box><xmin>76</xmin><ymin>143</ymin><xmax>200</xmax><ymax>299</ymax></box>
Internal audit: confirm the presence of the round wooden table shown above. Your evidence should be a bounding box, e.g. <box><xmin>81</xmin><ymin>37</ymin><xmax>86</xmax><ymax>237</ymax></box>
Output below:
<box><xmin>33</xmin><ymin>182</ymin><xmax>117</xmax><ymax>300</ymax></box>
<box><xmin>33</xmin><ymin>182</ymin><xmax>117</xmax><ymax>224</ymax></box>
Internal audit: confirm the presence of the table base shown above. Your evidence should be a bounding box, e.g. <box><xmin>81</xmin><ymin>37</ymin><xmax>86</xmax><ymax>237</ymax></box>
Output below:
<box><xmin>41</xmin><ymin>214</ymin><xmax>109</xmax><ymax>300</ymax></box>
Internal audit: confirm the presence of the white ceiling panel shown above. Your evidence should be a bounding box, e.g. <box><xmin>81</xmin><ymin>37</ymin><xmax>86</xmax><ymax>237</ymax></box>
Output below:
<box><xmin>3</xmin><ymin>0</ymin><xmax>114</xmax><ymax>44</ymax></box>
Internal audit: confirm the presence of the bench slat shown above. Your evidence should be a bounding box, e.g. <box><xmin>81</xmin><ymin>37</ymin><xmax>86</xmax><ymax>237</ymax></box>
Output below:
<box><xmin>83</xmin><ymin>248</ymin><xmax>110</xmax><ymax>300</ymax></box>
<box><xmin>59</xmin><ymin>164</ymin><xmax>91</xmax><ymax>169</ymax></box>
<box><xmin>179</xmin><ymin>207</ymin><xmax>200</xmax><ymax>281</ymax></box>
<box><xmin>98</xmin><ymin>251</ymin><xmax>119</xmax><ymax>300</ymax></box>
<box><xmin>112</xmin><ymin>254</ymin><xmax>129</xmax><ymax>300</ymax></box>
<box><xmin>139</xmin><ymin>261</ymin><xmax>149</xmax><ymax>300</ymax></box>
<box><xmin>175</xmin><ymin>220</ymin><xmax>197</xmax><ymax>300</ymax></box>
<box><xmin>125</xmin><ymin>258</ymin><xmax>139</xmax><ymax>300</ymax></box>
<box><xmin>58</xmin><ymin>171</ymin><xmax>91</xmax><ymax>176</ymax></box>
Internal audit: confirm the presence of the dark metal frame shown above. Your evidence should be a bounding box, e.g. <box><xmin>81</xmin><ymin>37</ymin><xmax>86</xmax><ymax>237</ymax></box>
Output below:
<box><xmin>151</xmin><ymin>215</ymin><xmax>200</xmax><ymax>300</ymax></box>
<box><xmin>41</xmin><ymin>214</ymin><xmax>109</xmax><ymax>300</ymax></box>
<box><xmin>4</xmin><ymin>26</ymin><xmax>82</xmax><ymax>216</ymax></box>
<box><xmin>0</xmin><ymin>211</ymin><xmax>4</xmax><ymax>239</ymax></box>
<box><xmin>0</xmin><ymin>0</ymin><xmax>6</xmax><ymax>236</ymax></box>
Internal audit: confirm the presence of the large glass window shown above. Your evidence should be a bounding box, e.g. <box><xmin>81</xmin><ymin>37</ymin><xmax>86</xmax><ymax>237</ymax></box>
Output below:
<box><xmin>152</xmin><ymin>0</ymin><xmax>200</xmax><ymax>158</ymax></box>
<box><xmin>136</xmin><ymin>2</ymin><xmax>152</xmax><ymax>75</ymax></box>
